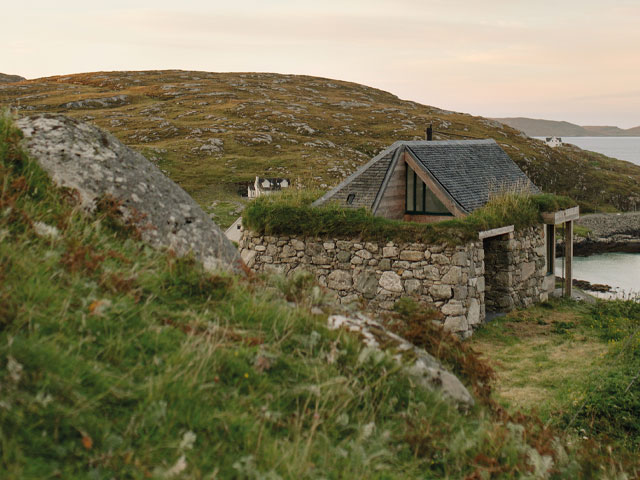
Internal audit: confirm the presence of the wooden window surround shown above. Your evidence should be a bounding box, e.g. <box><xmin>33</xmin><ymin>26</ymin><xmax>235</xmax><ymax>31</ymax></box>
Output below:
<box><xmin>405</xmin><ymin>168</ymin><xmax>452</xmax><ymax>215</ymax></box>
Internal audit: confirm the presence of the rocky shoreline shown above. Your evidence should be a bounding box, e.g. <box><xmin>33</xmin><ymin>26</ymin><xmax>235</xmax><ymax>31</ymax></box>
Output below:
<box><xmin>562</xmin><ymin>212</ymin><xmax>640</xmax><ymax>256</ymax></box>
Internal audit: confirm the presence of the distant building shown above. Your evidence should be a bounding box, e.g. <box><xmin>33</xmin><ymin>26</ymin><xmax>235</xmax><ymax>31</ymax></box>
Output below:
<box><xmin>247</xmin><ymin>177</ymin><xmax>290</xmax><ymax>198</ymax></box>
<box><xmin>545</xmin><ymin>136</ymin><xmax>562</xmax><ymax>148</ymax></box>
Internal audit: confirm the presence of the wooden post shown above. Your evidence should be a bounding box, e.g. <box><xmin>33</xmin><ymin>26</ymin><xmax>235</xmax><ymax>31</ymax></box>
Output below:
<box><xmin>564</xmin><ymin>220</ymin><xmax>573</xmax><ymax>298</ymax></box>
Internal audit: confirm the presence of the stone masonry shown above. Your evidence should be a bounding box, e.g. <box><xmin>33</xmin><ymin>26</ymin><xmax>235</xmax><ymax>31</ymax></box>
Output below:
<box><xmin>240</xmin><ymin>232</ymin><xmax>486</xmax><ymax>337</ymax></box>
<box><xmin>241</xmin><ymin>225</ymin><xmax>555</xmax><ymax>337</ymax></box>
<box><xmin>483</xmin><ymin>226</ymin><xmax>551</xmax><ymax>311</ymax></box>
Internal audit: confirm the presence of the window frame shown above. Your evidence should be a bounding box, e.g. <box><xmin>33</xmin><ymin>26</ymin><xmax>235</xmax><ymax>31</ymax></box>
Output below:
<box><xmin>405</xmin><ymin>168</ymin><xmax>453</xmax><ymax>216</ymax></box>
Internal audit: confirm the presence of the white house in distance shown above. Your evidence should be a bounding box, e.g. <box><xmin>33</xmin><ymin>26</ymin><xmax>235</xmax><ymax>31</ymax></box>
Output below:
<box><xmin>545</xmin><ymin>137</ymin><xmax>563</xmax><ymax>148</ymax></box>
<box><xmin>227</xmin><ymin>177</ymin><xmax>292</xmax><ymax>242</ymax></box>
<box><xmin>247</xmin><ymin>177</ymin><xmax>290</xmax><ymax>198</ymax></box>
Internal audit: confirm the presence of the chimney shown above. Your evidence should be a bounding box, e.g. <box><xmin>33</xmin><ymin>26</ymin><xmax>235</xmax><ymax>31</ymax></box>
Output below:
<box><xmin>426</xmin><ymin>125</ymin><xmax>433</xmax><ymax>141</ymax></box>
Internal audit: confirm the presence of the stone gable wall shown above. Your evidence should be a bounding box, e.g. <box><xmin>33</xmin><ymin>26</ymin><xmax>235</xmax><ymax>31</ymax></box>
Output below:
<box><xmin>240</xmin><ymin>233</ymin><xmax>486</xmax><ymax>337</ymax></box>
<box><xmin>483</xmin><ymin>226</ymin><xmax>553</xmax><ymax>311</ymax></box>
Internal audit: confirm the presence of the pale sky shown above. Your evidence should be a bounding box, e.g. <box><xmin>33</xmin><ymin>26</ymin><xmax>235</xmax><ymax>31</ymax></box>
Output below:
<box><xmin>4</xmin><ymin>0</ymin><xmax>640</xmax><ymax>127</ymax></box>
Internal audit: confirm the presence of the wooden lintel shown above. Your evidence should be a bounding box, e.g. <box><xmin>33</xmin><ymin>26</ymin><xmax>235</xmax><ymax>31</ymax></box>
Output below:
<box><xmin>478</xmin><ymin>225</ymin><xmax>515</xmax><ymax>240</ymax></box>
<box><xmin>542</xmin><ymin>206</ymin><xmax>580</xmax><ymax>225</ymax></box>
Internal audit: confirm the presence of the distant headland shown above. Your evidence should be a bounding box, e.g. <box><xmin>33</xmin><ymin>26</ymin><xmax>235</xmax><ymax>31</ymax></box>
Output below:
<box><xmin>494</xmin><ymin>117</ymin><xmax>640</xmax><ymax>137</ymax></box>
<box><xmin>0</xmin><ymin>73</ymin><xmax>26</xmax><ymax>83</ymax></box>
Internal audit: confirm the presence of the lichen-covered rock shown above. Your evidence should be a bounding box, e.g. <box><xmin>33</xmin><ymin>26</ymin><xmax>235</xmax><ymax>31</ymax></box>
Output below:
<box><xmin>379</xmin><ymin>271</ymin><xmax>403</xmax><ymax>293</ymax></box>
<box><xmin>327</xmin><ymin>313</ymin><xmax>474</xmax><ymax>408</ymax></box>
<box><xmin>61</xmin><ymin>95</ymin><xmax>130</xmax><ymax>109</ymax></box>
<box><xmin>327</xmin><ymin>270</ymin><xmax>352</xmax><ymax>290</ymax></box>
<box><xmin>17</xmin><ymin>114</ymin><xmax>240</xmax><ymax>272</ymax></box>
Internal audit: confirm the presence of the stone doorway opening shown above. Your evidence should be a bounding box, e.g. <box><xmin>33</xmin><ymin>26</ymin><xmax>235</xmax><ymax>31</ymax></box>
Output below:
<box><xmin>482</xmin><ymin>232</ymin><xmax>514</xmax><ymax>314</ymax></box>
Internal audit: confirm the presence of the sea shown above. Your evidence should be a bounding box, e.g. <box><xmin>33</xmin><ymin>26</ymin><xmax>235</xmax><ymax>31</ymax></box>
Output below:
<box><xmin>540</xmin><ymin>136</ymin><xmax>640</xmax><ymax>296</ymax></box>
<box><xmin>561</xmin><ymin>136</ymin><xmax>640</xmax><ymax>166</ymax></box>
<box><xmin>556</xmin><ymin>254</ymin><xmax>640</xmax><ymax>299</ymax></box>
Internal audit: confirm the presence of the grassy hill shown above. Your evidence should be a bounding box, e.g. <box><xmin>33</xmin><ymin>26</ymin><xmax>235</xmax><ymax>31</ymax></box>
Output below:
<box><xmin>0</xmin><ymin>73</ymin><xmax>25</xmax><ymax>84</ymax></box>
<box><xmin>4</xmin><ymin>107</ymin><xmax>640</xmax><ymax>478</ymax></box>
<box><xmin>2</xmin><ymin>70</ymin><xmax>640</xmax><ymax>227</ymax></box>
<box><xmin>582</xmin><ymin>125</ymin><xmax>638</xmax><ymax>136</ymax></box>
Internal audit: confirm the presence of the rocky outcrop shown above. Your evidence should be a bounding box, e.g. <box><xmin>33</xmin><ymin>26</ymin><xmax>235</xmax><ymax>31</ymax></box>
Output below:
<box><xmin>571</xmin><ymin>212</ymin><xmax>640</xmax><ymax>256</ymax></box>
<box><xmin>328</xmin><ymin>313</ymin><xmax>474</xmax><ymax>408</ymax></box>
<box><xmin>17</xmin><ymin>114</ymin><xmax>240</xmax><ymax>271</ymax></box>
<box><xmin>60</xmin><ymin>95</ymin><xmax>130</xmax><ymax>109</ymax></box>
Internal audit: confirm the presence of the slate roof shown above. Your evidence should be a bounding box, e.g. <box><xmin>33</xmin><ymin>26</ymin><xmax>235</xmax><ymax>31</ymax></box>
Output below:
<box><xmin>312</xmin><ymin>145</ymin><xmax>397</xmax><ymax>210</ymax></box>
<box><xmin>406</xmin><ymin>139</ymin><xmax>539</xmax><ymax>213</ymax></box>
<box><xmin>313</xmin><ymin>139</ymin><xmax>539</xmax><ymax>215</ymax></box>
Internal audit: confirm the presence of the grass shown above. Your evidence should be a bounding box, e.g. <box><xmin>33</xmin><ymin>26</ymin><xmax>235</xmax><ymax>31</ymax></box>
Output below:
<box><xmin>242</xmin><ymin>188</ymin><xmax>576</xmax><ymax>245</ymax></box>
<box><xmin>471</xmin><ymin>297</ymin><xmax>640</xmax><ymax>452</ymax></box>
<box><xmin>1</xmin><ymin>70</ymin><xmax>639</xmax><ymax>215</ymax></box>
<box><xmin>471</xmin><ymin>301</ymin><xmax>605</xmax><ymax>415</ymax></box>
<box><xmin>2</xmin><ymin>110</ymin><xmax>640</xmax><ymax>477</ymax></box>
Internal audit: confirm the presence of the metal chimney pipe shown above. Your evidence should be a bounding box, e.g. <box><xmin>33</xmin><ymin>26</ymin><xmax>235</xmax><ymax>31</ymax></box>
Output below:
<box><xmin>426</xmin><ymin>125</ymin><xmax>433</xmax><ymax>141</ymax></box>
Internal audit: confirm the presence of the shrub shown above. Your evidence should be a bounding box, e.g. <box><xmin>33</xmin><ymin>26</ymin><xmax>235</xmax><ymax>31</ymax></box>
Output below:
<box><xmin>563</xmin><ymin>300</ymin><xmax>640</xmax><ymax>447</ymax></box>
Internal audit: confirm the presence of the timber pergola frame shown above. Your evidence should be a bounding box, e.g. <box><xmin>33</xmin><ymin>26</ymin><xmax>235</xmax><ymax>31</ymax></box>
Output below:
<box><xmin>541</xmin><ymin>206</ymin><xmax>580</xmax><ymax>297</ymax></box>
<box><xmin>477</xmin><ymin>205</ymin><xmax>579</xmax><ymax>299</ymax></box>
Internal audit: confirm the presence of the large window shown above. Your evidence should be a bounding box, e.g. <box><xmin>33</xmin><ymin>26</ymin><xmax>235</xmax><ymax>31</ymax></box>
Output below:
<box><xmin>406</xmin><ymin>168</ymin><xmax>452</xmax><ymax>215</ymax></box>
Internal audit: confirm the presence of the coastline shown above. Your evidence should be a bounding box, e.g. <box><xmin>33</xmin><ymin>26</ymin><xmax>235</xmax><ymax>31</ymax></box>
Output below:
<box><xmin>569</xmin><ymin>212</ymin><xmax>640</xmax><ymax>256</ymax></box>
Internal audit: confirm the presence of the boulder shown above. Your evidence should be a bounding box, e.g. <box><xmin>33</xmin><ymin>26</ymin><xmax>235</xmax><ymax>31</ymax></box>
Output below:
<box><xmin>355</xmin><ymin>272</ymin><xmax>378</xmax><ymax>298</ymax></box>
<box><xmin>327</xmin><ymin>270</ymin><xmax>352</xmax><ymax>290</ymax></box>
<box><xmin>17</xmin><ymin>114</ymin><xmax>240</xmax><ymax>271</ymax></box>
<box><xmin>429</xmin><ymin>284</ymin><xmax>452</xmax><ymax>300</ymax></box>
<box><xmin>328</xmin><ymin>313</ymin><xmax>474</xmax><ymax>408</ymax></box>
<box><xmin>399</xmin><ymin>250</ymin><xmax>423</xmax><ymax>261</ymax></box>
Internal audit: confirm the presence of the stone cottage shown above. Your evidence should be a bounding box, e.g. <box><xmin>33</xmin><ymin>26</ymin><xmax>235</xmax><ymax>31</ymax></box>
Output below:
<box><xmin>240</xmin><ymin>139</ymin><xmax>578</xmax><ymax>337</ymax></box>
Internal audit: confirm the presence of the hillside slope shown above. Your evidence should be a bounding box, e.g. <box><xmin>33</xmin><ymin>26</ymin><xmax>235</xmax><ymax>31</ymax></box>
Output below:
<box><xmin>494</xmin><ymin>117</ymin><xmax>593</xmax><ymax>137</ymax></box>
<box><xmin>2</xmin><ymin>70</ymin><xmax>639</xmax><ymax>216</ymax></box>
<box><xmin>582</xmin><ymin>125</ymin><xmax>638</xmax><ymax>136</ymax></box>
<box><xmin>3</xmin><ymin>110</ymin><xmax>639</xmax><ymax>478</ymax></box>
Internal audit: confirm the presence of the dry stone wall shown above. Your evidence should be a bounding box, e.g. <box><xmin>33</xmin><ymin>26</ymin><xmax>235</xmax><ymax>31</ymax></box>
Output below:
<box><xmin>240</xmin><ymin>232</ymin><xmax>486</xmax><ymax>337</ymax></box>
<box><xmin>483</xmin><ymin>226</ymin><xmax>552</xmax><ymax>311</ymax></box>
